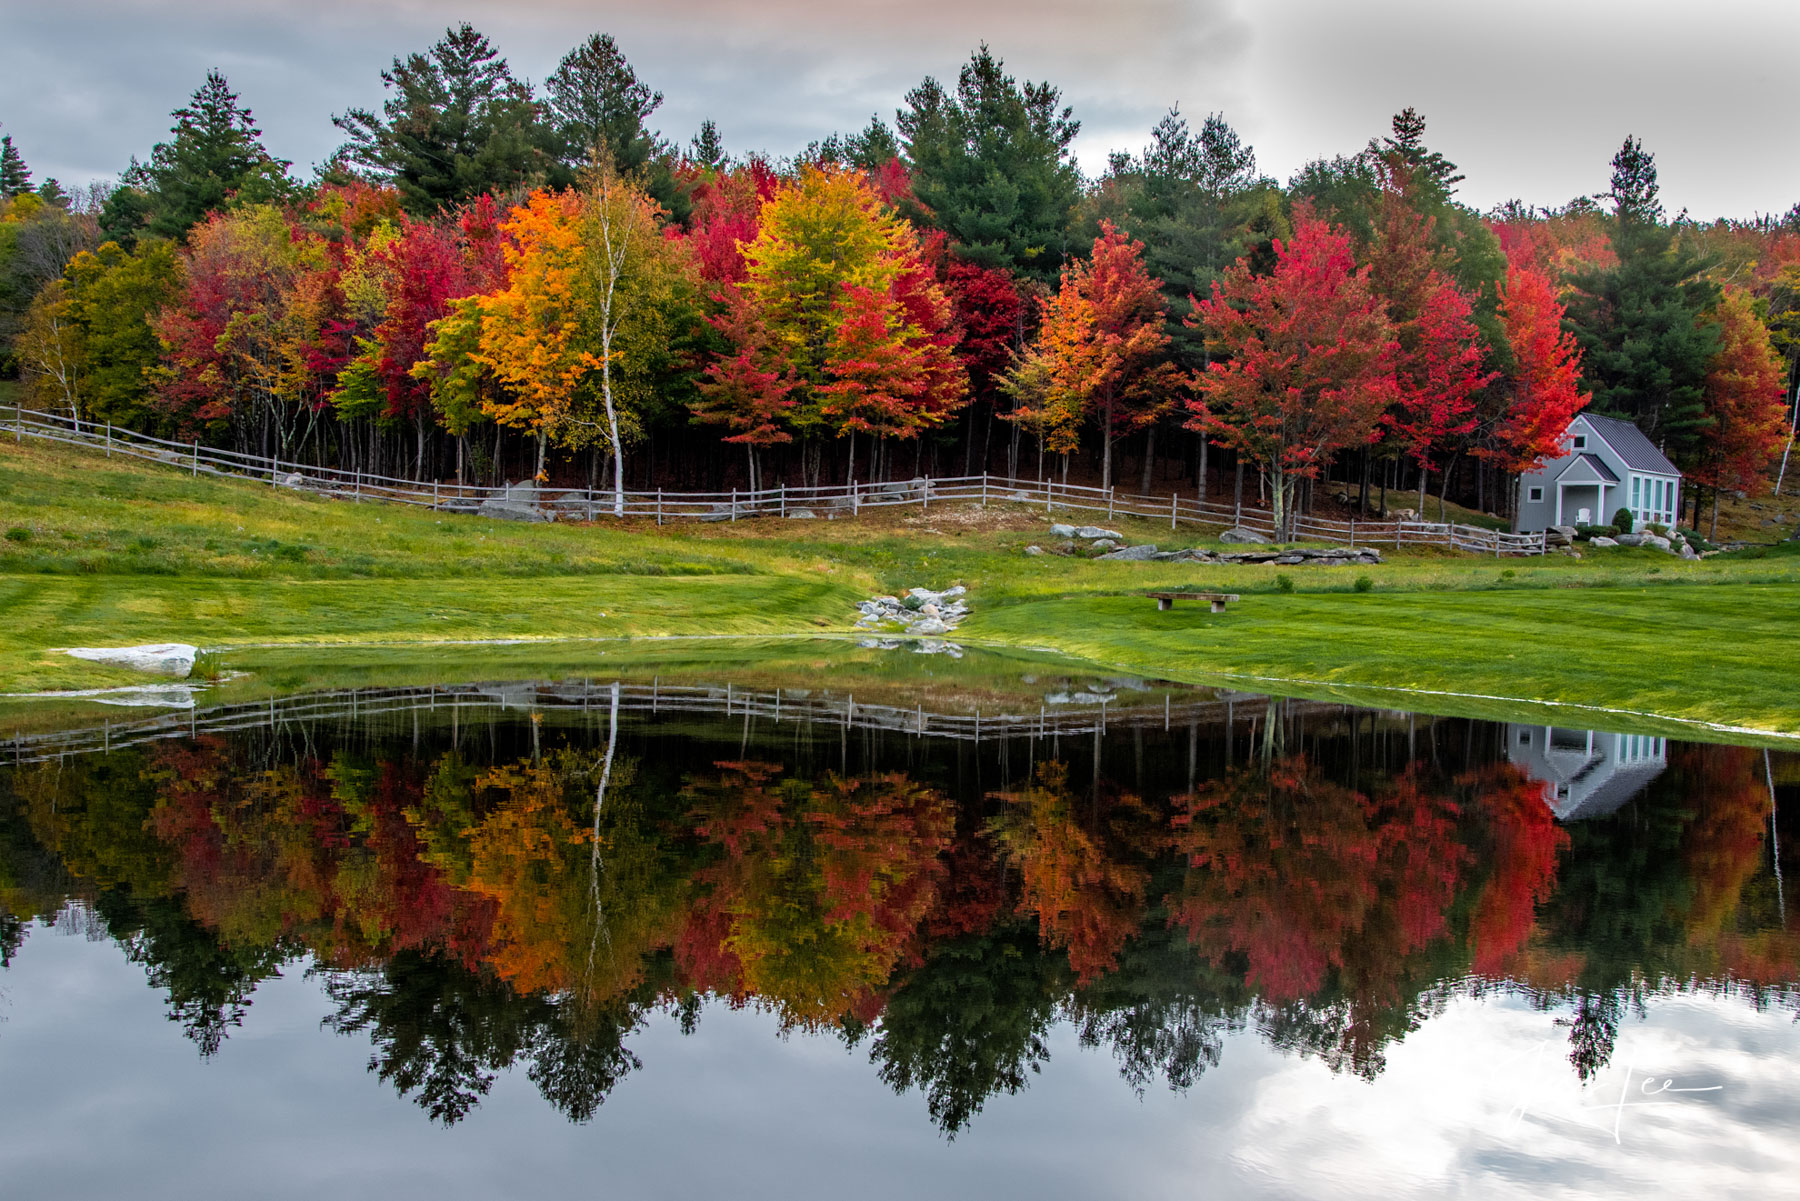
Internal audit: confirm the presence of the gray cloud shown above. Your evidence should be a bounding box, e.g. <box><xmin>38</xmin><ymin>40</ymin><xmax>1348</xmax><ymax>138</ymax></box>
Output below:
<box><xmin>1</xmin><ymin>0</ymin><xmax>1795</xmax><ymax>219</ymax></box>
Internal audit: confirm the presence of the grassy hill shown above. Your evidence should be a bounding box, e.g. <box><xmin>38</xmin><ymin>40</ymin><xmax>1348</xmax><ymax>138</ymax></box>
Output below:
<box><xmin>3</xmin><ymin>435</ymin><xmax>1798</xmax><ymax>740</ymax></box>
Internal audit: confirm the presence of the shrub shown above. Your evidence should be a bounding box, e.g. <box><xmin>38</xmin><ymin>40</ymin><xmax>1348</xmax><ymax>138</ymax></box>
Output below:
<box><xmin>1612</xmin><ymin>508</ymin><xmax>1634</xmax><ymax>533</ymax></box>
<box><xmin>1274</xmin><ymin>574</ymin><xmax>1295</xmax><ymax>593</ymax></box>
<box><xmin>4</xmin><ymin>527</ymin><xmax>29</xmax><ymax>543</ymax></box>
<box><xmin>1353</xmin><ymin>575</ymin><xmax>1373</xmax><ymax>592</ymax></box>
<box><xmin>1572</xmin><ymin>524</ymin><xmax>1615</xmax><ymax>541</ymax></box>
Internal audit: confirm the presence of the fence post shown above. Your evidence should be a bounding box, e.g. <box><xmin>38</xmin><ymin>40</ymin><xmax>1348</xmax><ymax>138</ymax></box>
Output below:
<box><xmin>433</xmin><ymin>479</ymin><xmax>440</xmax><ymax>509</ymax></box>
<box><xmin>271</xmin><ymin>456</ymin><xmax>278</xmax><ymax>488</ymax></box>
<box><xmin>656</xmin><ymin>488</ymin><xmax>663</xmax><ymax>526</ymax></box>
<box><xmin>731</xmin><ymin>488</ymin><xmax>737</xmax><ymax>522</ymax></box>
<box><xmin>780</xmin><ymin>483</ymin><xmax>786</xmax><ymax>518</ymax></box>
<box><xmin>192</xmin><ymin>441</ymin><xmax>199</xmax><ymax>477</ymax></box>
<box><xmin>922</xmin><ymin>476</ymin><xmax>929</xmax><ymax>513</ymax></box>
<box><xmin>354</xmin><ymin>469</ymin><xmax>361</xmax><ymax>501</ymax></box>
<box><xmin>1108</xmin><ymin>487</ymin><xmax>1115</xmax><ymax>520</ymax></box>
<box><xmin>1396</xmin><ymin>522</ymin><xmax>1401</xmax><ymax>550</ymax></box>
<box><xmin>851</xmin><ymin>479</ymin><xmax>859</xmax><ymax>517</ymax></box>
<box><xmin>13</xmin><ymin>404</ymin><xmax>19</xmax><ymax>443</ymax></box>
<box><xmin>106</xmin><ymin>422</ymin><xmax>112</xmax><ymax>459</ymax></box>
<box><xmin>981</xmin><ymin>475</ymin><xmax>988</xmax><ymax>506</ymax></box>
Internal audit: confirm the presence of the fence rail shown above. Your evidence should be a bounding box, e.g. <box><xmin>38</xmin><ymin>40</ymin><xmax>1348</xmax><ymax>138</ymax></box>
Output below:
<box><xmin>2</xmin><ymin>680</ymin><xmax>1348</xmax><ymax>766</ymax></box>
<box><xmin>5</xmin><ymin>405</ymin><xmax>1544</xmax><ymax>556</ymax></box>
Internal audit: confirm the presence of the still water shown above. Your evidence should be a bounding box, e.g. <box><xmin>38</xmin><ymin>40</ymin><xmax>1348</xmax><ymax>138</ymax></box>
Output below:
<box><xmin>1</xmin><ymin>660</ymin><xmax>1796</xmax><ymax>1199</ymax></box>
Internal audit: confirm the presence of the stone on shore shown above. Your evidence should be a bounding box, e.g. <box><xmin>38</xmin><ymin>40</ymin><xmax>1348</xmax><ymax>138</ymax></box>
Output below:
<box><xmin>67</xmin><ymin>643</ymin><xmax>199</xmax><ymax>678</ymax></box>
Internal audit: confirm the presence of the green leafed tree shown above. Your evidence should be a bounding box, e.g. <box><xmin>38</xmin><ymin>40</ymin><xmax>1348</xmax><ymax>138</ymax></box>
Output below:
<box><xmin>142</xmin><ymin>71</ymin><xmax>292</xmax><ymax>240</ymax></box>
<box><xmin>333</xmin><ymin>24</ymin><xmax>562</xmax><ymax>215</ymax></box>
<box><xmin>898</xmin><ymin>44</ymin><xmax>1081</xmax><ymax>284</ymax></box>
<box><xmin>1564</xmin><ymin>136</ymin><xmax>1721</xmax><ymax>464</ymax></box>
<box><xmin>62</xmin><ymin>239</ymin><xmax>184</xmax><ymax>427</ymax></box>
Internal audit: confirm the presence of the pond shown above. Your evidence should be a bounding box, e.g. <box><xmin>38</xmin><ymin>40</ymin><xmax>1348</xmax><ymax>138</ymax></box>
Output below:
<box><xmin>1</xmin><ymin>649</ymin><xmax>1796</xmax><ymax>1199</ymax></box>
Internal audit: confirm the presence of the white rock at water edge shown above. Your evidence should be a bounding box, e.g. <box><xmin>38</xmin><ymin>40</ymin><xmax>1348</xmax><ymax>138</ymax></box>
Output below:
<box><xmin>66</xmin><ymin>643</ymin><xmax>200</xmax><ymax>678</ymax></box>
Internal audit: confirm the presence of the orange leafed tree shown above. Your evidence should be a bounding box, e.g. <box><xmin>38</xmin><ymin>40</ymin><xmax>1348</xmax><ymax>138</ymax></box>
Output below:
<box><xmin>1693</xmin><ymin>288</ymin><xmax>1790</xmax><ymax>536</ymax></box>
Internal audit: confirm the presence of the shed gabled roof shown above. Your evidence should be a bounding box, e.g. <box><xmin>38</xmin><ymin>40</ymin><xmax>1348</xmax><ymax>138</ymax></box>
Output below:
<box><xmin>1557</xmin><ymin>453</ymin><xmax>1619</xmax><ymax>484</ymax></box>
<box><xmin>1582</xmin><ymin>413</ymin><xmax>1680</xmax><ymax>476</ymax></box>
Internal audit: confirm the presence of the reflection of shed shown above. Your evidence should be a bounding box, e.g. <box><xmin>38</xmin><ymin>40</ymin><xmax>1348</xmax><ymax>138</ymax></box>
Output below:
<box><xmin>1506</xmin><ymin>725</ymin><xmax>1667</xmax><ymax>820</ymax></box>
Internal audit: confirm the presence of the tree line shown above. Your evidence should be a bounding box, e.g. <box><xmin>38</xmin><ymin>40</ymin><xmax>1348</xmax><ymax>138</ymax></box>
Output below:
<box><xmin>2</xmin><ymin>26</ymin><xmax>1796</xmax><ymax>529</ymax></box>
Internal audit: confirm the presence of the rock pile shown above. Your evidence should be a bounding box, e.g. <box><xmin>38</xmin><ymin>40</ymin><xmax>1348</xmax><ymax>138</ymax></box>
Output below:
<box><xmin>1030</xmin><ymin>520</ymin><xmax>1376</xmax><ymax>564</ymax></box>
<box><xmin>855</xmin><ymin>585</ymin><xmax>970</xmax><ymax>636</ymax></box>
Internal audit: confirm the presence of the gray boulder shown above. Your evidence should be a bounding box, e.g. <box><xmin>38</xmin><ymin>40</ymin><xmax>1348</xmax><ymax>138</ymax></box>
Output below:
<box><xmin>1643</xmin><ymin>534</ymin><xmax>1673</xmax><ymax>552</ymax></box>
<box><xmin>1097</xmin><ymin>544</ymin><xmax>1159</xmax><ymax>561</ymax></box>
<box><xmin>1090</xmin><ymin>538</ymin><xmax>1120</xmax><ymax>551</ymax></box>
<box><xmin>1074</xmin><ymin>525</ymin><xmax>1123</xmax><ymax>541</ymax></box>
<box><xmin>1614</xmin><ymin>533</ymin><xmax>1646</xmax><ymax>547</ymax></box>
<box><xmin>1588</xmin><ymin>535</ymin><xmax>1619</xmax><ymax>548</ymax></box>
<box><xmin>281</xmin><ymin>472</ymin><xmax>307</xmax><ymax>489</ymax></box>
<box><xmin>1024</xmin><ymin>545</ymin><xmax>1046</xmax><ymax>556</ymax></box>
<box><xmin>1273</xmin><ymin>554</ymin><xmax>1306</xmax><ymax>565</ymax></box>
<box><xmin>1218</xmin><ymin>527</ymin><xmax>1271</xmax><ymax>544</ymax></box>
<box><xmin>1680</xmin><ymin>542</ymin><xmax>1700</xmax><ymax>560</ymax></box>
<box><xmin>911</xmin><ymin>618</ymin><xmax>950</xmax><ymax>636</ymax></box>
<box><xmin>1049</xmin><ymin>523</ymin><xmax>1078</xmax><ymax>538</ymax></box>
<box><xmin>787</xmin><ymin>508</ymin><xmax>817</xmax><ymax>519</ymax></box>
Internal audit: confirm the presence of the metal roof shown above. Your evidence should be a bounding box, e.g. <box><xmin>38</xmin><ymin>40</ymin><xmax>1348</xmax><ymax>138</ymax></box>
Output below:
<box><xmin>1582</xmin><ymin>414</ymin><xmax>1680</xmax><ymax>476</ymax></box>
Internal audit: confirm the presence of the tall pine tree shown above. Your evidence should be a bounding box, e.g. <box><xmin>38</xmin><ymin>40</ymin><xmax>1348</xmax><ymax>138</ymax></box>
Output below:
<box><xmin>0</xmin><ymin>132</ymin><xmax>31</xmax><ymax>198</ymax></box>
<box><xmin>1565</xmin><ymin>136</ymin><xmax>1720</xmax><ymax>462</ymax></box>
<box><xmin>333</xmin><ymin>24</ymin><xmax>561</xmax><ymax>214</ymax></box>
<box><xmin>142</xmin><ymin>71</ymin><xmax>291</xmax><ymax>240</ymax></box>
<box><xmin>897</xmin><ymin>45</ymin><xmax>1080</xmax><ymax>284</ymax></box>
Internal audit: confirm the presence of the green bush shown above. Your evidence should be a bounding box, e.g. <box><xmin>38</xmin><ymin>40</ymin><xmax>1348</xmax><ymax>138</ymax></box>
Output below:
<box><xmin>4</xmin><ymin>527</ymin><xmax>29</xmax><ymax>543</ymax></box>
<box><xmin>1573</xmin><ymin>524</ymin><xmax>1616</xmax><ymax>541</ymax></box>
<box><xmin>1353</xmin><ymin>575</ymin><xmax>1373</xmax><ymax>592</ymax></box>
<box><xmin>1274</xmin><ymin>574</ymin><xmax>1295</xmax><ymax>593</ymax></box>
<box><xmin>1612</xmin><ymin>508</ymin><xmax>1634</xmax><ymax>533</ymax></box>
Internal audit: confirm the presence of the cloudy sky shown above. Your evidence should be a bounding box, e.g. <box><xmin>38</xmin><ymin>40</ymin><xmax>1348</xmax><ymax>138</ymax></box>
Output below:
<box><xmin>4</xmin><ymin>0</ymin><xmax>1797</xmax><ymax>219</ymax></box>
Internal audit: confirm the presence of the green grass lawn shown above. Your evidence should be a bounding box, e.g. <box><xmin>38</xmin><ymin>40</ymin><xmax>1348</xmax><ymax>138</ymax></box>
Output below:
<box><xmin>4</xmin><ymin>436</ymin><xmax>1799</xmax><ymax>740</ymax></box>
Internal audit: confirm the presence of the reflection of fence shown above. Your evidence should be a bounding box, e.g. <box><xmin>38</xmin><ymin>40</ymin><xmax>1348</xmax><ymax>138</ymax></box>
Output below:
<box><xmin>3</xmin><ymin>680</ymin><xmax>1337</xmax><ymax>766</ymax></box>
<box><xmin>5</xmin><ymin>405</ymin><xmax>1545</xmax><ymax>556</ymax></box>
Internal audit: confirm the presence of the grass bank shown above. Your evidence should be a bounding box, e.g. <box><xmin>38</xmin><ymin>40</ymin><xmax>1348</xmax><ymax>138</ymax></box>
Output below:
<box><xmin>4</xmin><ymin>436</ymin><xmax>1798</xmax><ymax>738</ymax></box>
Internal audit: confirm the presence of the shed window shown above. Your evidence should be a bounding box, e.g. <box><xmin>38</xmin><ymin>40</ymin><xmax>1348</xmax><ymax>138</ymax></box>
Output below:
<box><xmin>1573</xmin><ymin>435</ymin><xmax>1587</xmax><ymax>449</ymax></box>
<box><xmin>1632</xmin><ymin>477</ymin><xmax>1640</xmax><ymax>508</ymax></box>
<box><xmin>1528</xmin><ymin>486</ymin><xmax>1543</xmax><ymax>503</ymax></box>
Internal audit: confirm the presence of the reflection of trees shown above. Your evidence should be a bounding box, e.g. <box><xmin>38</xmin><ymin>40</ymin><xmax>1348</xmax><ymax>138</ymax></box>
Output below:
<box><xmin>4</xmin><ymin>705</ymin><xmax>1799</xmax><ymax>1126</ymax></box>
<box><xmin>871</xmin><ymin>921</ymin><xmax>1064</xmax><ymax>1138</ymax></box>
<box><xmin>987</xmin><ymin>763</ymin><xmax>1156</xmax><ymax>985</ymax></box>
<box><xmin>683</xmin><ymin>763</ymin><xmax>953</xmax><ymax>1029</ymax></box>
<box><xmin>1167</xmin><ymin>756</ymin><xmax>1468</xmax><ymax>1077</ymax></box>
<box><xmin>104</xmin><ymin>891</ymin><xmax>292</xmax><ymax>1057</ymax></box>
<box><xmin>323</xmin><ymin>949</ymin><xmax>542</xmax><ymax>1124</ymax></box>
<box><xmin>1458</xmin><ymin>762</ymin><xmax>1570</xmax><ymax>978</ymax></box>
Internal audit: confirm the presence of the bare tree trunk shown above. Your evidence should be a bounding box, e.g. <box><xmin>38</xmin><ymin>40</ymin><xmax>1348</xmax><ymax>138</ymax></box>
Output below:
<box><xmin>1140</xmin><ymin>424</ymin><xmax>1156</xmax><ymax>494</ymax></box>
<box><xmin>1101</xmin><ymin>392</ymin><xmax>1115</xmax><ymax>492</ymax></box>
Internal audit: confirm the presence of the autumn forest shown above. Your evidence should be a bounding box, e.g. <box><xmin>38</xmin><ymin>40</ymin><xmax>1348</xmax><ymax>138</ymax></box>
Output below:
<box><xmin>3</xmin><ymin>25</ymin><xmax>1796</xmax><ymax>530</ymax></box>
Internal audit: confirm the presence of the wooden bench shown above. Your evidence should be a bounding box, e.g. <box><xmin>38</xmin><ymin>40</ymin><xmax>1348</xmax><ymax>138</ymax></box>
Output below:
<box><xmin>1146</xmin><ymin>591</ymin><xmax>1239</xmax><ymax>613</ymax></box>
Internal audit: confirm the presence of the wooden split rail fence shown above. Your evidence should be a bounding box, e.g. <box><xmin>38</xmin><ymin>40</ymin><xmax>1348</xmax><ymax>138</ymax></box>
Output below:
<box><xmin>6</xmin><ymin>405</ymin><xmax>1546</xmax><ymax>556</ymax></box>
<box><xmin>4</xmin><ymin>680</ymin><xmax>1346</xmax><ymax>767</ymax></box>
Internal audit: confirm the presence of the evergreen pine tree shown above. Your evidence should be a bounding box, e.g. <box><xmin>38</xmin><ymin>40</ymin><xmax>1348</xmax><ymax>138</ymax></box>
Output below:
<box><xmin>0</xmin><ymin>133</ymin><xmax>31</xmax><ymax>198</ymax></box>
<box><xmin>1566</xmin><ymin>137</ymin><xmax>1721</xmax><ymax>463</ymax></box>
<box><xmin>333</xmin><ymin>24</ymin><xmax>562</xmax><ymax>215</ymax></box>
<box><xmin>545</xmin><ymin>33</ymin><xmax>661</xmax><ymax>174</ymax></box>
<box><xmin>897</xmin><ymin>45</ymin><xmax>1081</xmax><ymax>284</ymax></box>
<box><xmin>143</xmin><ymin>71</ymin><xmax>291</xmax><ymax>239</ymax></box>
<box><xmin>689</xmin><ymin>120</ymin><xmax>725</xmax><ymax>170</ymax></box>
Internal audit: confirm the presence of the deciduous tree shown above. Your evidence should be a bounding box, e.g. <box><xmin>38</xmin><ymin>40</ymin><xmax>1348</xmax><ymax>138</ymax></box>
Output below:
<box><xmin>1186</xmin><ymin>214</ymin><xmax>1398</xmax><ymax>538</ymax></box>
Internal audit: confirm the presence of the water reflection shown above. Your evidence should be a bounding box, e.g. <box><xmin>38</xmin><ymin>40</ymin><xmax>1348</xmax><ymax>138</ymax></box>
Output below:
<box><xmin>1</xmin><ymin>679</ymin><xmax>1795</xmax><ymax>1145</ymax></box>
